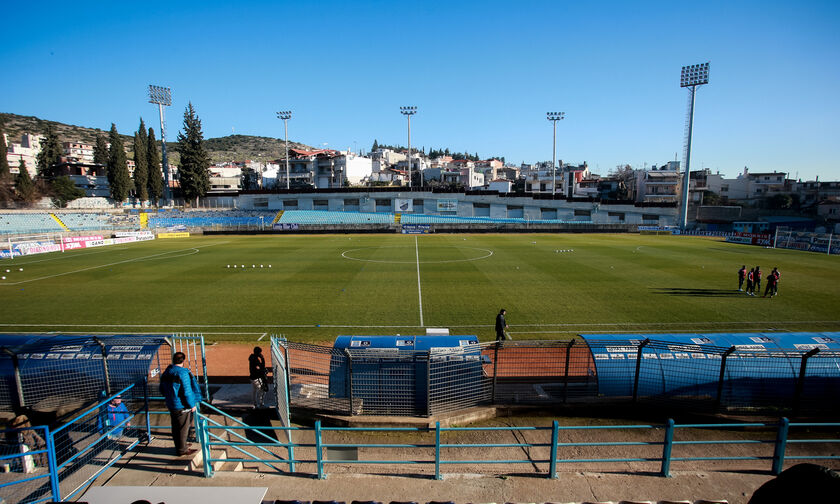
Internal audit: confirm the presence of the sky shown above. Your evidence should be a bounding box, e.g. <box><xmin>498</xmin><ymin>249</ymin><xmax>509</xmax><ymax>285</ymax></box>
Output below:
<box><xmin>1</xmin><ymin>0</ymin><xmax>838</xmax><ymax>181</ymax></box>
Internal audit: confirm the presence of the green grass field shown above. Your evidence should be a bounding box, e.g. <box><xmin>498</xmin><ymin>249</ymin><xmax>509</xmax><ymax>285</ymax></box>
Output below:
<box><xmin>1</xmin><ymin>233</ymin><xmax>838</xmax><ymax>343</ymax></box>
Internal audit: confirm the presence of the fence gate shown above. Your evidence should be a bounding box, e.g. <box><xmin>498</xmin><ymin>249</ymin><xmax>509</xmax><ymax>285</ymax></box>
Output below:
<box><xmin>168</xmin><ymin>333</ymin><xmax>209</xmax><ymax>401</ymax></box>
<box><xmin>270</xmin><ymin>335</ymin><xmax>294</xmax><ymax>468</ymax></box>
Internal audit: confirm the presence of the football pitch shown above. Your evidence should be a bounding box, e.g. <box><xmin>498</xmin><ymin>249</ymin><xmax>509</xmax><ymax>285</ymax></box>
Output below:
<box><xmin>1</xmin><ymin>233</ymin><xmax>838</xmax><ymax>343</ymax></box>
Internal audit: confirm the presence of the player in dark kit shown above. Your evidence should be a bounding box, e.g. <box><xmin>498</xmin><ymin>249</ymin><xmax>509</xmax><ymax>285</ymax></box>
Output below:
<box><xmin>754</xmin><ymin>266</ymin><xmax>762</xmax><ymax>294</ymax></box>
<box><xmin>738</xmin><ymin>265</ymin><xmax>746</xmax><ymax>291</ymax></box>
<box><xmin>763</xmin><ymin>269</ymin><xmax>778</xmax><ymax>298</ymax></box>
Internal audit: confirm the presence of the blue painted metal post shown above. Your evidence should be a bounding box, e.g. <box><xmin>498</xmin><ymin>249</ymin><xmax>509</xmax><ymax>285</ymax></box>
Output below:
<box><xmin>199</xmin><ymin>335</ymin><xmax>210</xmax><ymax>401</ymax></box>
<box><xmin>632</xmin><ymin>339</ymin><xmax>650</xmax><ymax>403</ymax></box>
<box><xmin>315</xmin><ymin>420</ymin><xmax>325</xmax><ymax>479</ymax></box>
<box><xmin>143</xmin><ymin>377</ymin><xmax>152</xmax><ymax>443</ymax></box>
<box><xmin>549</xmin><ymin>420</ymin><xmax>559</xmax><ymax>479</ymax></box>
<box><xmin>660</xmin><ymin>418</ymin><xmax>675</xmax><ymax>477</ymax></box>
<box><xmin>44</xmin><ymin>425</ymin><xmax>61</xmax><ymax>502</ymax></box>
<box><xmin>198</xmin><ymin>416</ymin><xmax>213</xmax><ymax>477</ymax></box>
<box><xmin>435</xmin><ymin>421</ymin><xmax>441</xmax><ymax>480</ymax></box>
<box><xmin>282</xmin><ymin>342</ymin><xmax>296</xmax><ymax>473</ymax></box>
<box><xmin>772</xmin><ymin>417</ymin><xmax>790</xmax><ymax>475</ymax></box>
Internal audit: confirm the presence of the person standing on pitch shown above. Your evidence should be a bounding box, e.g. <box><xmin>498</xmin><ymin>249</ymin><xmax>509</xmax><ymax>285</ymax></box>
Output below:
<box><xmin>738</xmin><ymin>265</ymin><xmax>746</xmax><ymax>291</ymax></box>
<box><xmin>159</xmin><ymin>352</ymin><xmax>202</xmax><ymax>457</ymax></box>
<box><xmin>754</xmin><ymin>266</ymin><xmax>762</xmax><ymax>295</ymax></box>
<box><xmin>495</xmin><ymin>308</ymin><xmax>511</xmax><ymax>341</ymax></box>
<box><xmin>249</xmin><ymin>346</ymin><xmax>269</xmax><ymax>408</ymax></box>
<box><xmin>746</xmin><ymin>268</ymin><xmax>755</xmax><ymax>296</ymax></box>
<box><xmin>763</xmin><ymin>269</ymin><xmax>778</xmax><ymax>298</ymax></box>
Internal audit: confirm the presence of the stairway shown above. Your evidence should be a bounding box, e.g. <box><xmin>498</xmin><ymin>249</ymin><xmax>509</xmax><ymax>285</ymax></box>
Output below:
<box><xmin>49</xmin><ymin>213</ymin><xmax>69</xmax><ymax>231</ymax></box>
<box><xmin>271</xmin><ymin>210</ymin><xmax>285</xmax><ymax>225</ymax></box>
<box><xmin>395</xmin><ymin>213</ymin><xmax>402</xmax><ymax>224</ymax></box>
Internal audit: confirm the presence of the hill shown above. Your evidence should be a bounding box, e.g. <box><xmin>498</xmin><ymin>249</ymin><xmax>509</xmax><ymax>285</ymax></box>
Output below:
<box><xmin>0</xmin><ymin>112</ymin><xmax>312</xmax><ymax>164</ymax></box>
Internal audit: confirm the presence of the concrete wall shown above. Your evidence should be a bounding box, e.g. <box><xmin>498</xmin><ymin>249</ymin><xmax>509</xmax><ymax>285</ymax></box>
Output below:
<box><xmin>237</xmin><ymin>191</ymin><xmax>677</xmax><ymax>225</ymax></box>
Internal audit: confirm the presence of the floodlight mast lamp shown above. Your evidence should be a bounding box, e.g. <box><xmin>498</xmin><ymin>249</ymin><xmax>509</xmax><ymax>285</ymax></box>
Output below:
<box><xmin>400</xmin><ymin>106</ymin><xmax>417</xmax><ymax>189</ymax></box>
<box><xmin>679</xmin><ymin>62</ymin><xmax>710</xmax><ymax>230</ymax></box>
<box><xmin>148</xmin><ymin>85</ymin><xmax>172</xmax><ymax>206</ymax></box>
<box><xmin>546</xmin><ymin>112</ymin><xmax>565</xmax><ymax>196</ymax></box>
<box><xmin>276</xmin><ymin>111</ymin><xmax>292</xmax><ymax>190</ymax></box>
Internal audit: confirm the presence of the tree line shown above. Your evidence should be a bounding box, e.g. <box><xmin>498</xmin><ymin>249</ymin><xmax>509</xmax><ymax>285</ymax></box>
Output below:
<box><xmin>371</xmin><ymin>140</ymin><xmax>503</xmax><ymax>164</ymax></box>
<box><xmin>0</xmin><ymin>103</ymin><xmax>211</xmax><ymax>208</ymax></box>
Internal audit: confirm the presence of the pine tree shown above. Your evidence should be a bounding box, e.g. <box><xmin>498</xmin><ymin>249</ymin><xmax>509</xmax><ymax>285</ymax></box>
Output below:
<box><xmin>93</xmin><ymin>132</ymin><xmax>109</xmax><ymax>165</ymax></box>
<box><xmin>133</xmin><ymin>119</ymin><xmax>149</xmax><ymax>203</ymax></box>
<box><xmin>107</xmin><ymin>124</ymin><xmax>131</xmax><ymax>203</ymax></box>
<box><xmin>146</xmin><ymin>127</ymin><xmax>163</xmax><ymax>206</ymax></box>
<box><xmin>0</xmin><ymin>120</ymin><xmax>10</xmax><ymax>179</ymax></box>
<box><xmin>50</xmin><ymin>176</ymin><xmax>84</xmax><ymax>208</ymax></box>
<box><xmin>36</xmin><ymin>124</ymin><xmax>63</xmax><ymax>178</ymax></box>
<box><xmin>176</xmin><ymin>103</ymin><xmax>211</xmax><ymax>206</ymax></box>
<box><xmin>372</xmin><ymin>139</ymin><xmax>379</xmax><ymax>151</ymax></box>
<box><xmin>15</xmin><ymin>158</ymin><xmax>36</xmax><ymax>204</ymax></box>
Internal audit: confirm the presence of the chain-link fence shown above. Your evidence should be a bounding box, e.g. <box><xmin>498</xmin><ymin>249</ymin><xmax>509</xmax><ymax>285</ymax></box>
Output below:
<box><xmin>277</xmin><ymin>336</ymin><xmax>840</xmax><ymax>418</ymax></box>
<box><xmin>0</xmin><ymin>335</ymin><xmax>169</xmax><ymax>504</ymax></box>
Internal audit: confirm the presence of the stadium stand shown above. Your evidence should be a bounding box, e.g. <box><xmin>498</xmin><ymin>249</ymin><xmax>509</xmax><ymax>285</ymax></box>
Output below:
<box><xmin>0</xmin><ymin>212</ymin><xmax>140</xmax><ymax>235</ymax></box>
<box><xmin>146</xmin><ymin>210</ymin><xmax>276</xmax><ymax>229</ymax></box>
<box><xmin>0</xmin><ymin>213</ymin><xmax>66</xmax><ymax>234</ymax></box>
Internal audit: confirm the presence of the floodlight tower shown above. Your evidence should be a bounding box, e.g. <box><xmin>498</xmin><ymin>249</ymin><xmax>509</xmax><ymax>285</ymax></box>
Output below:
<box><xmin>679</xmin><ymin>62</ymin><xmax>710</xmax><ymax>230</ymax></box>
<box><xmin>148</xmin><ymin>85</ymin><xmax>172</xmax><ymax>205</ymax></box>
<box><xmin>546</xmin><ymin>112</ymin><xmax>565</xmax><ymax>196</ymax></box>
<box><xmin>400</xmin><ymin>106</ymin><xmax>417</xmax><ymax>188</ymax></box>
<box><xmin>276</xmin><ymin>111</ymin><xmax>292</xmax><ymax>189</ymax></box>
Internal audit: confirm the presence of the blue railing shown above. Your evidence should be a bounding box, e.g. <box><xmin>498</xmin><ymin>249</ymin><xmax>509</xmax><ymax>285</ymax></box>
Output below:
<box><xmin>1</xmin><ymin>382</ymin><xmax>152</xmax><ymax>504</ymax></box>
<box><xmin>194</xmin><ymin>413</ymin><xmax>840</xmax><ymax>480</ymax></box>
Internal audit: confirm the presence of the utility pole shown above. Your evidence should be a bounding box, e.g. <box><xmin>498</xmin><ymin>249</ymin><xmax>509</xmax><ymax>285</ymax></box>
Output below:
<box><xmin>148</xmin><ymin>85</ymin><xmax>172</xmax><ymax>205</ymax></box>
<box><xmin>546</xmin><ymin>112</ymin><xmax>565</xmax><ymax>196</ymax></box>
<box><xmin>276</xmin><ymin>111</ymin><xmax>292</xmax><ymax>190</ymax></box>
<box><xmin>400</xmin><ymin>106</ymin><xmax>417</xmax><ymax>188</ymax></box>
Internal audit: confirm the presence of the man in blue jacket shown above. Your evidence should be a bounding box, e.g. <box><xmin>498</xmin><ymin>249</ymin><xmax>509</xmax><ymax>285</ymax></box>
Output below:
<box><xmin>159</xmin><ymin>352</ymin><xmax>202</xmax><ymax>456</ymax></box>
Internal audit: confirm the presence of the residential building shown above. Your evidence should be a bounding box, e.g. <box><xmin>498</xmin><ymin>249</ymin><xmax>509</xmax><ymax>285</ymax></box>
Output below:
<box><xmin>706</xmin><ymin>167</ymin><xmax>793</xmax><ymax>204</ymax></box>
<box><xmin>635</xmin><ymin>162</ymin><xmax>680</xmax><ymax>203</ymax></box>
<box><xmin>5</xmin><ymin>132</ymin><xmax>40</xmax><ymax>177</ymax></box>
<box><xmin>62</xmin><ymin>142</ymin><xmax>94</xmax><ymax>163</ymax></box>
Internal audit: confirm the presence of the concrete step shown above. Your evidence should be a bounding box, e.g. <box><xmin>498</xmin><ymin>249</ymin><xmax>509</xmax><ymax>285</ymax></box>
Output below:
<box><xmin>188</xmin><ymin>449</ymin><xmax>228</xmax><ymax>472</ymax></box>
<box><xmin>219</xmin><ymin>460</ymin><xmax>243</xmax><ymax>472</ymax></box>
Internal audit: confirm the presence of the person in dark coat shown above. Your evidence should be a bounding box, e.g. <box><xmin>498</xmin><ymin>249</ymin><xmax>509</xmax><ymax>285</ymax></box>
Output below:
<box><xmin>249</xmin><ymin>346</ymin><xmax>269</xmax><ymax>408</ymax></box>
<box><xmin>738</xmin><ymin>265</ymin><xmax>746</xmax><ymax>291</ymax></box>
<box><xmin>495</xmin><ymin>309</ymin><xmax>510</xmax><ymax>341</ymax></box>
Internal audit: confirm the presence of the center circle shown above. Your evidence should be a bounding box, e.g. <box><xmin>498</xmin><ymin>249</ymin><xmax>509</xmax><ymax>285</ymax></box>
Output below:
<box><xmin>341</xmin><ymin>246</ymin><xmax>494</xmax><ymax>264</ymax></box>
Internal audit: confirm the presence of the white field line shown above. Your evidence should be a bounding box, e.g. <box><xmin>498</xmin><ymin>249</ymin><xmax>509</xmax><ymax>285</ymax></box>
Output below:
<box><xmin>0</xmin><ymin>320</ymin><xmax>837</xmax><ymax>329</ymax></box>
<box><xmin>0</xmin><ymin>241</ymin><xmax>230</xmax><ymax>286</ymax></box>
<box><xmin>258</xmin><ymin>333</ymin><xmax>267</xmax><ymax>341</ymax></box>
<box><xmin>415</xmin><ymin>236</ymin><xmax>424</xmax><ymax>327</ymax></box>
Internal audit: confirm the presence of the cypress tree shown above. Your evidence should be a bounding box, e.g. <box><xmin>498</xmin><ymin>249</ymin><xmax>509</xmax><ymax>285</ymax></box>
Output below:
<box><xmin>146</xmin><ymin>127</ymin><xmax>163</xmax><ymax>205</ymax></box>
<box><xmin>372</xmin><ymin>139</ymin><xmax>379</xmax><ymax>151</ymax></box>
<box><xmin>15</xmin><ymin>158</ymin><xmax>36</xmax><ymax>203</ymax></box>
<box><xmin>36</xmin><ymin>124</ymin><xmax>63</xmax><ymax>178</ymax></box>
<box><xmin>176</xmin><ymin>103</ymin><xmax>210</xmax><ymax>206</ymax></box>
<box><xmin>93</xmin><ymin>132</ymin><xmax>109</xmax><ymax>166</ymax></box>
<box><xmin>133</xmin><ymin>119</ymin><xmax>149</xmax><ymax>203</ymax></box>
<box><xmin>0</xmin><ymin>120</ymin><xmax>10</xmax><ymax>179</ymax></box>
<box><xmin>107</xmin><ymin>124</ymin><xmax>131</xmax><ymax>203</ymax></box>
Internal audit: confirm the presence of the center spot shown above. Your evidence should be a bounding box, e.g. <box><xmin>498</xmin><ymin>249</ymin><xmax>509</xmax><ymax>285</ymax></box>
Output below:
<box><xmin>341</xmin><ymin>246</ymin><xmax>493</xmax><ymax>264</ymax></box>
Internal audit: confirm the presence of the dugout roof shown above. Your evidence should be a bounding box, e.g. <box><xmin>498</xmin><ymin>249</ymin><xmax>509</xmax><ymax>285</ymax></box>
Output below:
<box><xmin>580</xmin><ymin>332</ymin><xmax>840</xmax><ymax>398</ymax></box>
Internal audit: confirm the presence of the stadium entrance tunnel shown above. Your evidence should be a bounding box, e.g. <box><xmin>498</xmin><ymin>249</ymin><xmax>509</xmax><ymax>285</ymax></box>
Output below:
<box><xmin>274</xmin><ymin>332</ymin><xmax>840</xmax><ymax>419</ymax></box>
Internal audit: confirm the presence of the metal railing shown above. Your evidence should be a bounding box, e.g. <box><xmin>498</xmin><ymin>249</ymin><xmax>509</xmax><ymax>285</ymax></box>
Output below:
<box><xmin>194</xmin><ymin>412</ymin><xmax>840</xmax><ymax>480</ymax></box>
<box><xmin>1</xmin><ymin>382</ymin><xmax>152</xmax><ymax>504</ymax></box>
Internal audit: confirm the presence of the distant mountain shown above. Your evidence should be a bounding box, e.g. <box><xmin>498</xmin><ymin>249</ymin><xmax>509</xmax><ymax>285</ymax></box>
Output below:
<box><xmin>0</xmin><ymin>112</ymin><xmax>312</xmax><ymax>164</ymax></box>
